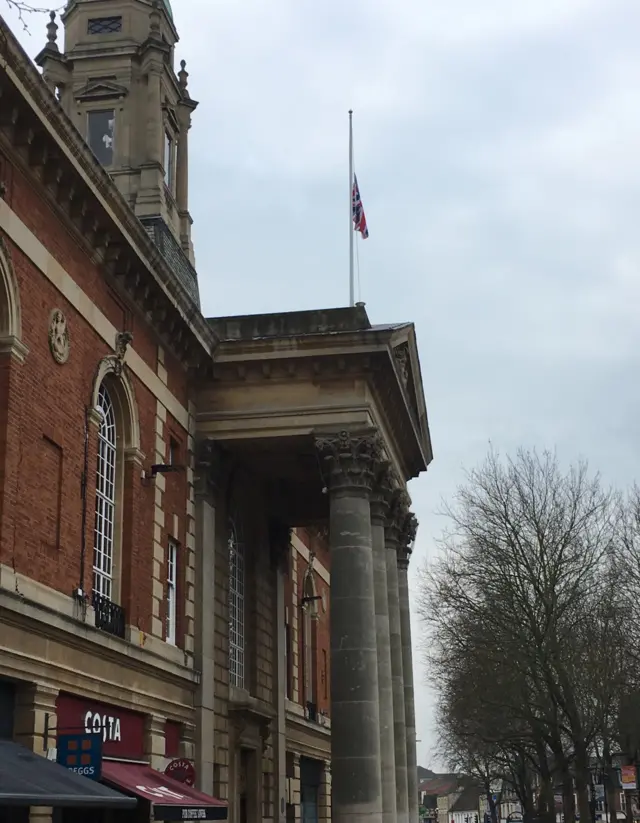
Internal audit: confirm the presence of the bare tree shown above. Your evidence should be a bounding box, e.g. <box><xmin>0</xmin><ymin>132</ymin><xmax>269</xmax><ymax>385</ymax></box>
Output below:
<box><xmin>3</xmin><ymin>1</ymin><xmax>62</xmax><ymax>32</ymax></box>
<box><xmin>419</xmin><ymin>448</ymin><xmax>628</xmax><ymax>823</ymax></box>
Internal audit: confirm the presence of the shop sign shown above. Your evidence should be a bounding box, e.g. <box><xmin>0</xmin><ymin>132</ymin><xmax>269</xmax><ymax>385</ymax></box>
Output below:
<box><xmin>56</xmin><ymin>694</ymin><xmax>146</xmax><ymax>758</ymax></box>
<box><xmin>165</xmin><ymin>758</ymin><xmax>196</xmax><ymax>787</ymax></box>
<box><xmin>57</xmin><ymin>733</ymin><xmax>103</xmax><ymax>780</ymax></box>
<box><xmin>623</xmin><ymin>766</ymin><xmax>638</xmax><ymax>792</ymax></box>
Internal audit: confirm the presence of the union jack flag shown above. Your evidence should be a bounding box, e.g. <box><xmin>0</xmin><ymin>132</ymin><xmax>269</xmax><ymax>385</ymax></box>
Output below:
<box><xmin>351</xmin><ymin>175</ymin><xmax>369</xmax><ymax>239</ymax></box>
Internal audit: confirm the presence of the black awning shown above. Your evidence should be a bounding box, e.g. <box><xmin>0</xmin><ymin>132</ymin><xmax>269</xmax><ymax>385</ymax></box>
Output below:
<box><xmin>0</xmin><ymin>740</ymin><xmax>137</xmax><ymax>808</ymax></box>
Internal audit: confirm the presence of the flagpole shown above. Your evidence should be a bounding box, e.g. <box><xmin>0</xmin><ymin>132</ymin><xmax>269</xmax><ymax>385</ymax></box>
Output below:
<box><xmin>348</xmin><ymin>109</ymin><xmax>354</xmax><ymax>307</ymax></box>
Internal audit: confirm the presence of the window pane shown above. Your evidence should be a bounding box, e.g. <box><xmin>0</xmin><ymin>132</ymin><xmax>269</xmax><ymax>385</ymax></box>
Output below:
<box><xmin>164</xmin><ymin>133</ymin><xmax>173</xmax><ymax>188</ymax></box>
<box><xmin>93</xmin><ymin>384</ymin><xmax>116</xmax><ymax>601</ymax></box>
<box><xmin>88</xmin><ymin>110</ymin><xmax>115</xmax><ymax>166</ymax></box>
<box><xmin>228</xmin><ymin>521</ymin><xmax>245</xmax><ymax>688</ymax></box>
<box><xmin>166</xmin><ymin>539</ymin><xmax>178</xmax><ymax>644</ymax></box>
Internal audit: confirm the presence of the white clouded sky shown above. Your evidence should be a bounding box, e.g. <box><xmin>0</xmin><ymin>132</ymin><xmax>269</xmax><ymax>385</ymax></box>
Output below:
<box><xmin>5</xmin><ymin>0</ymin><xmax>640</xmax><ymax>771</ymax></box>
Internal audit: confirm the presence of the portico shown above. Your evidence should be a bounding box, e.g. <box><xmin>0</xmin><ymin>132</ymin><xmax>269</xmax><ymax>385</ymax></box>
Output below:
<box><xmin>193</xmin><ymin>305</ymin><xmax>432</xmax><ymax>823</ymax></box>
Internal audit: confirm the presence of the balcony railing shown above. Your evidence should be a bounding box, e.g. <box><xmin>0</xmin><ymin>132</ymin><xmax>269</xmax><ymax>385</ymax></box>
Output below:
<box><xmin>306</xmin><ymin>701</ymin><xmax>317</xmax><ymax>722</ymax></box>
<box><xmin>92</xmin><ymin>591</ymin><xmax>126</xmax><ymax>639</ymax></box>
<box><xmin>139</xmin><ymin>216</ymin><xmax>200</xmax><ymax>307</ymax></box>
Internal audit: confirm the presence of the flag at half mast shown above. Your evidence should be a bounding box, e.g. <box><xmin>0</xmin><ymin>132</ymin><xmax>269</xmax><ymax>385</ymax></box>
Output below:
<box><xmin>351</xmin><ymin>174</ymin><xmax>369</xmax><ymax>239</ymax></box>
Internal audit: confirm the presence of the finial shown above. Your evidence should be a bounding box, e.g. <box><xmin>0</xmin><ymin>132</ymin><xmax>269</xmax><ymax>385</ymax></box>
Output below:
<box><xmin>46</xmin><ymin>10</ymin><xmax>59</xmax><ymax>52</ymax></box>
<box><xmin>178</xmin><ymin>59</ymin><xmax>189</xmax><ymax>94</ymax></box>
<box><xmin>149</xmin><ymin>1</ymin><xmax>162</xmax><ymax>38</ymax></box>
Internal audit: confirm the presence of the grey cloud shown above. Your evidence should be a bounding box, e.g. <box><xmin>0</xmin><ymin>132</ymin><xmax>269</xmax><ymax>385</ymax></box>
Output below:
<box><xmin>6</xmin><ymin>0</ymin><xmax>640</xmax><ymax>771</ymax></box>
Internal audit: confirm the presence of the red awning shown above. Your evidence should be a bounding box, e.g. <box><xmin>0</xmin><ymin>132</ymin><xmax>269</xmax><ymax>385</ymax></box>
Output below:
<box><xmin>102</xmin><ymin>761</ymin><xmax>228</xmax><ymax>821</ymax></box>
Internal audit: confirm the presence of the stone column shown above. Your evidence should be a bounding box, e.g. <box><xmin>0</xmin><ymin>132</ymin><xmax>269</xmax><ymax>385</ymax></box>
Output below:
<box><xmin>194</xmin><ymin>440</ymin><xmax>224</xmax><ymax>794</ymax></box>
<box><xmin>318</xmin><ymin>761</ymin><xmax>332</xmax><ymax>823</ymax></box>
<box><xmin>271</xmin><ymin>520</ymin><xmax>291</xmax><ymax>823</ymax></box>
<box><xmin>386</xmin><ymin>493</ymin><xmax>409</xmax><ymax>823</ymax></box>
<box><xmin>371</xmin><ymin>467</ymin><xmax>398</xmax><ymax>823</ymax></box>
<box><xmin>145</xmin><ymin>714</ymin><xmax>167</xmax><ymax>772</ymax></box>
<box><xmin>13</xmin><ymin>683</ymin><xmax>59</xmax><ymax>823</ymax></box>
<box><xmin>315</xmin><ymin>430</ymin><xmax>383</xmax><ymax>823</ymax></box>
<box><xmin>398</xmin><ymin>513</ymin><xmax>419</xmax><ymax>823</ymax></box>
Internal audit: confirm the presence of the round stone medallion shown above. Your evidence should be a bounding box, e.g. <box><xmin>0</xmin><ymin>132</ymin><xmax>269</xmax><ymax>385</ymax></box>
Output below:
<box><xmin>49</xmin><ymin>308</ymin><xmax>70</xmax><ymax>364</ymax></box>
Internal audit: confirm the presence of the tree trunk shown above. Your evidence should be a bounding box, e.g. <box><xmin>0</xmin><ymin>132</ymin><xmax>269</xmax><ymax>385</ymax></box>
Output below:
<box><xmin>574</xmin><ymin>741</ymin><xmax>594</xmax><ymax>823</ymax></box>
<box><xmin>562</xmin><ymin>764</ymin><xmax>577</xmax><ymax>823</ymax></box>
<box><xmin>536</xmin><ymin>744</ymin><xmax>556</xmax><ymax>823</ymax></box>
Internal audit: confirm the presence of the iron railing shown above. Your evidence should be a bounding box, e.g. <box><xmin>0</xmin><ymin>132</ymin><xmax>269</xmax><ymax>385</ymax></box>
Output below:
<box><xmin>92</xmin><ymin>591</ymin><xmax>126</xmax><ymax>639</ymax></box>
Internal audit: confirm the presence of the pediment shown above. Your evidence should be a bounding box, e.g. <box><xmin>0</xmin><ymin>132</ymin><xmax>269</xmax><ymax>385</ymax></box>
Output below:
<box><xmin>391</xmin><ymin>329</ymin><xmax>433</xmax><ymax>467</ymax></box>
<box><xmin>75</xmin><ymin>80</ymin><xmax>129</xmax><ymax>102</ymax></box>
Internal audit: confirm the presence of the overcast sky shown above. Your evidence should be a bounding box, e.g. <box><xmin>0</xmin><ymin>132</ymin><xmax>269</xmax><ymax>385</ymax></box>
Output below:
<box><xmin>6</xmin><ymin>0</ymin><xmax>640</xmax><ymax>772</ymax></box>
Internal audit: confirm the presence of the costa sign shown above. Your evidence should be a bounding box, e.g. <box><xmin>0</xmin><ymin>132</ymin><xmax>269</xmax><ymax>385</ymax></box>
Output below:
<box><xmin>84</xmin><ymin>710</ymin><xmax>122</xmax><ymax>742</ymax></box>
<box><xmin>56</xmin><ymin>694</ymin><xmax>145</xmax><ymax>758</ymax></box>
<box><xmin>165</xmin><ymin>758</ymin><xmax>196</xmax><ymax>787</ymax></box>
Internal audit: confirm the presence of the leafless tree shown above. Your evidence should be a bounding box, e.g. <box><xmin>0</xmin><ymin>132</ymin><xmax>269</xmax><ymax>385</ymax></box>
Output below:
<box><xmin>418</xmin><ymin>448</ymin><xmax>631</xmax><ymax>823</ymax></box>
<box><xmin>3</xmin><ymin>1</ymin><xmax>62</xmax><ymax>32</ymax></box>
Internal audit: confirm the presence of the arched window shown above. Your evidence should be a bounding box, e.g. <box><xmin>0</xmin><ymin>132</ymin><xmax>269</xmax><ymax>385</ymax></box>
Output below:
<box><xmin>302</xmin><ymin>571</ymin><xmax>318</xmax><ymax>714</ymax></box>
<box><xmin>93</xmin><ymin>383</ymin><xmax>117</xmax><ymax>600</ymax></box>
<box><xmin>228</xmin><ymin>517</ymin><xmax>245</xmax><ymax>689</ymax></box>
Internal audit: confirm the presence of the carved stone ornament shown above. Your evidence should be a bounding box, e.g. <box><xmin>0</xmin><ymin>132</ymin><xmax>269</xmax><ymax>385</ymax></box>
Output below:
<box><xmin>394</xmin><ymin>343</ymin><xmax>410</xmax><ymax>386</ymax></box>
<box><xmin>398</xmin><ymin>511</ymin><xmax>419</xmax><ymax>568</ymax></box>
<box><xmin>370</xmin><ymin>461</ymin><xmax>394</xmax><ymax>524</ymax></box>
<box><xmin>48</xmin><ymin>308</ymin><xmax>70</xmax><ymax>364</ymax></box>
<box><xmin>113</xmin><ymin>330</ymin><xmax>133</xmax><ymax>376</ymax></box>
<box><xmin>385</xmin><ymin>488</ymin><xmax>411</xmax><ymax>547</ymax></box>
<box><xmin>315</xmin><ymin>430</ymin><xmax>385</xmax><ymax>495</ymax></box>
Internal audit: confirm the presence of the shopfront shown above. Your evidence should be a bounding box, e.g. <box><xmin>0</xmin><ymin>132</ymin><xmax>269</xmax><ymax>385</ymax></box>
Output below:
<box><xmin>55</xmin><ymin>693</ymin><xmax>227</xmax><ymax>822</ymax></box>
<box><xmin>0</xmin><ymin>680</ymin><xmax>134</xmax><ymax>823</ymax></box>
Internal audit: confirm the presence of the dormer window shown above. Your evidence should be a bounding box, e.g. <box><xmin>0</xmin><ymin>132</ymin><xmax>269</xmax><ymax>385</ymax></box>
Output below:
<box><xmin>88</xmin><ymin>16</ymin><xmax>122</xmax><ymax>35</ymax></box>
<box><xmin>88</xmin><ymin>110</ymin><xmax>115</xmax><ymax>167</ymax></box>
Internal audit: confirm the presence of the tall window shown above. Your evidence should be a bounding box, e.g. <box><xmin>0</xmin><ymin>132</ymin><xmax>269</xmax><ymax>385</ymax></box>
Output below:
<box><xmin>166</xmin><ymin>539</ymin><xmax>178</xmax><ymax>644</ymax></box>
<box><xmin>88</xmin><ymin>110</ymin><xmax>115</xmax><ymax>167</ymax></box>
<box><xmin>228</xmin><ymin>519</ymin><xmax>245</xmax><ymax>689</ymax></box>
<box><xmin>302</xmin><ymin>574</ymin><xmax>318</xmax><ymax>709</ymax></box>
<box><xmin>285</xmin><ymin>607</ymin><xmax>293</xmax><ymax>700</ymax></box>
<box><xmin>322</xmin><ymin>649</ymin><xmax>328</xmax><ymax>700</ymax></box>
<box><xmin>93</xmin><ymin>384</ymin><xmax>116</xmax><ymax>600</ymax></box>
<box><xmin>164</xmin><ymin>132</ymin><xmax>174</xmax><ymax>190</ymax></box>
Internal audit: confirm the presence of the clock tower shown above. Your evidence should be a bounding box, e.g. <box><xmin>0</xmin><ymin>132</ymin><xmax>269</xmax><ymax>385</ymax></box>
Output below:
<box><xmin>36</xmin><ymin>0</ymin><xmax>200</xmax><ymax>305</ymax></box>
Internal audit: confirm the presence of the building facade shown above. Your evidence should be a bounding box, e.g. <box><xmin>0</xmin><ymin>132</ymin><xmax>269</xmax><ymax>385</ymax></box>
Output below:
<box><xmin>0</xmin><ymin>3</ymin><xmax>432</xmax><ymax>823</ymax></box>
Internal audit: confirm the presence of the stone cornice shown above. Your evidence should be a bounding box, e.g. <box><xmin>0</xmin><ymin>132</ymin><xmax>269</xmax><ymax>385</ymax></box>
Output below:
<box><xmin>207</xmin><ymin>333</ymin><xmax>430</xmax><ymax>481</ymax></box>
<box><xmin>0</xmin><ymin>18</ymin><xmax>217</xmax><ymax>370</ymax></box>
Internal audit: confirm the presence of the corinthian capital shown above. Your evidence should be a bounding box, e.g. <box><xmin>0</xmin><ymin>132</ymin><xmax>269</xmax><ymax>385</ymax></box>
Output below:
<box><xmin>384</xmin><ymin>488</ymin><xmax>410</xmax><ymax>548</ymax></box>
<box><xmin>370</xmin><ymin>462</ymin><xmax>397</xmax><ymax>525</ymax></box>
<box><xmin>315</xmin><ymin>429</ymin><xmax>385</xmax><ymax>496</ymax></box>
<box><xmin>398</xmin><ymin>511</ymin><xmax>419</xmax><ymax>569</ymax></box>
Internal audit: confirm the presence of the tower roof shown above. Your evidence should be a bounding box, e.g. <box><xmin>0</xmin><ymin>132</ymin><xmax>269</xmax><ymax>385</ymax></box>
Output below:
<box><xmin>162</xmin><ymin>0</ymin><xmax>173</xmax><ymax>19</ymax></box>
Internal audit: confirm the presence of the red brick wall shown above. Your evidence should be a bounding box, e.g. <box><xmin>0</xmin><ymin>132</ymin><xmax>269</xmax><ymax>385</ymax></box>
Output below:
<box><xmin>0</xmin><ymin>156</ymin><xmax>190</xmax><ymax>644</ymax></box>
